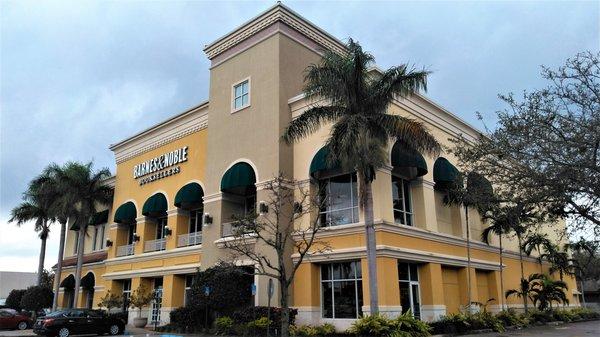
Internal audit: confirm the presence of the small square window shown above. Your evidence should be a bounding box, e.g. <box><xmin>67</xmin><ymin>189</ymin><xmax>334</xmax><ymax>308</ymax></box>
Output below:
<box><xmin>233</xmin><ymin>79</ymin><xmax>250</xmax><ymax>111</ymax></box>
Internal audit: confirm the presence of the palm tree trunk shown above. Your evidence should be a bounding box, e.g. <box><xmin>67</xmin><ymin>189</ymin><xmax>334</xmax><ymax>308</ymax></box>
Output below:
<box><xmin>499</xmin><ymin>235</ymin><xmax>505</xmax><ymax>311</ymax></box>
<box><xmin>37</xmin><ymin>222</ymin><xmax>48</xmax><ymax>286</ymax></box>
<box><xmin>52</xmin><ymin>220</ymin><xmax>67</xmax><ymax>310</ymax></box>
<box><xmin>465</xmin><ymin>205</ymin><xmax>472</xmax><ymax>313</ymax></box>
<box><xmin>73</xmin><ymin>226</ymin><xmax>86</xmax><ymax>308</ymax></box>
<box><xmin>364</xmin><ymin>181</ymin><xmax>379</xmax><ymax>315</ymax></box>
<box><xmin>517</xmin><ymin>235</ymin><xmax>528</xmax><ymax>313</ymax></box>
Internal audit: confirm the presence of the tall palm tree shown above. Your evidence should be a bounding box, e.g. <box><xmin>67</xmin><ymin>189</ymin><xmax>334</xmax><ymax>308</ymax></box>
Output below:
<box><xmin>522</xmin><ymin>233</ymin><xmax>553</xmax><ymax>274</ymax></box>
<box><xmin>444</xmin><ymin>172</ymin><xmax>495</xmax><ymax>312</ymax></box>
<box><xmin>481</xmin><ymin>207</ymin><xmax>512</xmax><ymax>311</ymax></box>
<box><xmin>564</xmin><ymin>238</ymin><xmax>597</xmax><ymax>307</ymax></box>
<box><xmin>282</xmin><ymin>39</ymin><xmax>440</xmax><ymax>314</ymax></box>
<box><xmin>34</xmin><ymin>163</ymin><xmax>77</xmax><ymax>310</ymax></box>
<box><xmin>9</xmin><ymin>190</ymin><xmax>54</xmax><ymax>286</ymax></box>
<box><xmin>505</xmin><ymin>273</ymin><xmax>538</xmax><ymax>310</ymax></box>
<box><xmin>55</xmin><ymin>162</ymin><xmax>112</xmax><ymax>308</ymax></box>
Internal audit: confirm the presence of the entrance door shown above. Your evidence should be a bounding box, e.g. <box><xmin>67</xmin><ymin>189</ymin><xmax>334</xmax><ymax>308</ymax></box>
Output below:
<box><xmin>398</xmin><ymin>262</ymin><xmax>421</xmax><ymax>319</ymax></box>
<box><xmin>150</xmin><ymin>278</ymin><xmax>163</xmax><ymax>324</ymax></box>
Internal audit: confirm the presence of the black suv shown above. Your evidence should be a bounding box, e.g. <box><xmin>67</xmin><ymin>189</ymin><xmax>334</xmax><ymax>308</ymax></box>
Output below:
<box><xmin>33</xmin><ymin>309</ymin><xmax>125</xmax><ymax>337</ymax></box>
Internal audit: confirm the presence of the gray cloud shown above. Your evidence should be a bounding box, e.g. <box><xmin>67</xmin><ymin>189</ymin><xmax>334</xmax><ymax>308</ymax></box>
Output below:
<box><xmin>1</xmin><ymin>0</ymin><xmax>598</xmax><ymax>271</ymax></box>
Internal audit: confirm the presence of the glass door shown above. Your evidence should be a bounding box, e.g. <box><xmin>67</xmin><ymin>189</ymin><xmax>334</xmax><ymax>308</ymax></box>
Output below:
<box><xmin>150</xmin><ymin>278</ymin><xmax>163</xmax><ymax>323</ymax></box>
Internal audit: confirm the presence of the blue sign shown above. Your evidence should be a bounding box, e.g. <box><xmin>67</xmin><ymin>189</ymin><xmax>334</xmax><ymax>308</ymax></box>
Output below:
<box><xmin>204</xmin><ymin>286</ymin><xmax>210</xmax><ymax>296</ymax></box>
<box><xmin>251</xmin><ymin>284</ymin><xmax>257</xmax><ymax>295</ymax></box>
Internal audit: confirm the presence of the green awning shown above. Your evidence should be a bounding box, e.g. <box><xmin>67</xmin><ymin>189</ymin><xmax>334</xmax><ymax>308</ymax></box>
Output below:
<box><xmin>70</xmin><ymin>209</ymin><xmax>110</xmax><ymax>230</ymax></box>
<box><xmin>114</xmin><ymin>201</ymin><xmax>137</xmax><ymax>223</ymax></box>
<box><xmin>60</xmin><ymin>274</ymin><xmax>75</xmax><ymax>289</ymax></box>
<box><xmin>466</xmin><ymin>172</ymin><xmax>494</xmax><ymax>196</ymax></box>
<box><xmin>175</xmin><ymin>183</ymin><xmax>204</xmax><ymax>208</ymax></box>
<box><xmin>309</xmin><ymin>146</ymin><xmax>341</xmax><ymax>178</ymax></box>
<box><xmin>221</xmin><ymin>162</ymin><xmax>256</xmax><ymax>195</ymax></box>
<box><xmin>433</xmin><ymin>158</ymin><xmax>459</xmax><ymax>184</ymax></box>
<box><xmin>391</xmin><ymin>142</ymin><xmax>428</xmax><ymax>177</ymax></box>
<box><xmin>91</xmin><ymin>210</ymin><xmax>109</xmax><ymax>225</ymax></box>
<box><xmin>81</xmin><ymin>272</ymin><xmax>95</xmax><ymax>289</ymax></box>
<box><xmin>142</xmin><ymin>193</ymin><xmax>168</xmax><ymax>216</ymax></box>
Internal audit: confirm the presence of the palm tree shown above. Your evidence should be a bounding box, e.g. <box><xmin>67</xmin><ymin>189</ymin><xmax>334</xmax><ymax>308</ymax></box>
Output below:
<box><xmin>444</xmin><ymin>171</ymin><xmax>495</xmax><ymax>312</ymax></box>
<box><xmin>34</xmin><ymin>163</ymin><xmax>78</xmax><ymax>310</ymax></box>
<box><xmin>522</xmin><ymin>233</ymin><xmax>553</xmax><ymax>274</ymax></box>
<box><xmin>480</xmin><ymin>207</ymin><xmax>512</xmax><ymax>311</ymax></box>
<box><xmin>529</xmin><ymin>274</ymin><xmax>569</xmax><ymax>311</ymax></box>
<box><xmin>55</xmin><ymin>162</ymin><xmax>112</xmax><ymax>308</ymax></box>
<box><xmin>505</xmin><ymin>273</ymin><xmax>538</xmax><ymax>310</ymax></box>
<box><xmin>564</xmin><ymin>238</ymin><xmax>597</xmax><ymax>307</ymax></box>
<box><xmin>282</xmin><ymin>39</ymin><xmax>440</xmax><ymax>314</ymax></box>
<box><xmin>9</xmin><ymin>189</ymin><xmax>54</xmax><ymax>286</ymax></box>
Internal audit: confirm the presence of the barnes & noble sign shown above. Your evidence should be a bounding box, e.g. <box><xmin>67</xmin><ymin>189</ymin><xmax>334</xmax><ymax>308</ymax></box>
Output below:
<box><xmin>133</xmin><ymin>146</ymin><xmax>188</xmax><ymax>185</ymax></box>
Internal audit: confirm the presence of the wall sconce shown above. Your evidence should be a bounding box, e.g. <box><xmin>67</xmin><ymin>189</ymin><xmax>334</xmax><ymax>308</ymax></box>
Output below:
<box><xmin>203</xmin><ymin>213</ymin><xmax>213</xmax><ymax>225</ymax></box>
<box><xmin>105</xmin><ymin>238</ymin><xmax>113</xmax><ymax>247</ymax></box>
<box><xmin>164</xmin><ymin>226</ymin><xmax>172</xmax><ymax>236</ymax></box>
<box><xmin>259</xmin><ymin>201</ymin><xmax>269</xmax><ymax>214</ymax></box>
<box><xmin>133</xmin><ymin>233</ymin><xmax>140</xmax><ymax>242</ymax></box>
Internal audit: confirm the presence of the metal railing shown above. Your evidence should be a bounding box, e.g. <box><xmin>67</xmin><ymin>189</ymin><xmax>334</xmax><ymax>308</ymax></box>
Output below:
<box><xmin>144</xmin><ymin>238</ymin><xmax>166</xmax><ymax>252</ymax></box>
<box><xmin>221</xmin><ymin>221</ymin><xmax>253</xmax><ymax>237</ymax></box>
<box><xmin>177</xmin><ymin>231</ymin><xmax>202</xmax><ymax>247</ymax></box>
<box><xmin>116</xmin><ymin>244</ymin><xmax>134</xmax><ymax>257</ymax></box>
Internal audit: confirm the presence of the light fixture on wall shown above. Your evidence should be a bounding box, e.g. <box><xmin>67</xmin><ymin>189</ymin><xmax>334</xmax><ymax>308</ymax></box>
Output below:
<box><xmin>259</xmin><ymin>201</ymin><xmax>269</xmax><ymax>214</ymax></box>
<box><xmin>133</xmin><ymin>233</ymin><xmax>140</xmax><ymax>242</ymax></box>
<box><xmin>105</xmin><ymin>238</ymin><xmax>113</xmax><ymax>247</ymax></box>
<box><xmin>164</xmin><ymin>225</ymin><xmax>172</xmax><ymax>236</ymax></box>
<box><xmin>203</xmin><ymin>213</ymin><xmax>213</xmax><ymax>225</ymax></box>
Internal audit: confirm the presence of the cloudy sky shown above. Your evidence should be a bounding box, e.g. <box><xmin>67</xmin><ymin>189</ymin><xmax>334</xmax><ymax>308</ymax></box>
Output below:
<box><xmin>1</xmin><ymin>0</ymin><xmax>598</xmax><ymax>273</ymax></box>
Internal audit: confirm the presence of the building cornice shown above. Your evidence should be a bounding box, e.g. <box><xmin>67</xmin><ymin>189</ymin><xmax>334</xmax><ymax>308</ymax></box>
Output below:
<box><xmin>109</xmin><ymin>102</ymin><xmax>209</xmax><ymax>164</ymax></box>
<box><xmin>203</xmin><ymin>3</ymin><xmax>346</xmax><ymax>60</ymax></box>
<box><xmin>102</xmin><ymin>262</ymin><xmax>201</xmax><ymax>280</ymax></box>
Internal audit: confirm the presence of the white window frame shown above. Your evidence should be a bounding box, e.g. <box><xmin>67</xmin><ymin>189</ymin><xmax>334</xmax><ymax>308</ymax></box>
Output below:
<box><xmin>392</xmin><ymin>174</ymin><xmax>414</xmax><ymax>226</ymax></box>
<box><xmin>320</xmin><ymin>261</ymin><xmax>363</xmax><ymax>319</ymax></box>
<box><xmin>398</xmin><ymin>262</ymin><xmax>421</xmax><ymax>319</ymax></box>
<box><xmin>231</xmin><ymin>77</ymin><xmax>251</xmax><ymax>113</ymax></box>
<box><xmin>318</xmin><ymin>172</ymin><xmax>359</xmax><ymax>227</ymax></box>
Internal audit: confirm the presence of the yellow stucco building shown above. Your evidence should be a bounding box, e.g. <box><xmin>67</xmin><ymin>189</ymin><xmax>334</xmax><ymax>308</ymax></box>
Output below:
<box><xmin>55</xmin><ymin>3</ymin><xmax>579</xmax><ymax>330</ymax></box>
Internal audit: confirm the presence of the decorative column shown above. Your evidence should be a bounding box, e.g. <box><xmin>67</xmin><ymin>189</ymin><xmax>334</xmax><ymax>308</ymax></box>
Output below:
<box><xmin>412</xmin><ymin>179</ymin><xmax>438</xmax><ymax>232</ymax></box>
<box><xmin>373</xmin><ymin>257</ymin><xmax>401</xmax><ymax>317</ymax></box>
<box><xmin>134</xmin><ymin>217</ymin><xmax>156</xmax><ymax>255</ymax></box>
<box><xmin>108</xmin><ymin>223</ymin><xmax>128</xmax><ymax>259</ymax></box>
<box><xmin>487</xmin><ymin>270</ymin><xmax>503</xmax><ymax>313</ymax></box>
<box><xmin>162</xmin><ymin>274</ymin><xmax>185</xmax><ymax>323</ymax></box>
<box><xmin>293</xmin><ymin>263</ymin><xmax>321</xmax><ymax>325</ymax></box>
<box><xmin>372</xmin><ymin>166</ymin><xmax>395</xmax><ymax>224</ymax></box>
<box><xmin>166</xmin><ymin>209</ymin><xmax>189</xmax><ymax>250</ymax></box>
<box><xmin>200</xmin><ymin>192</ymin><xmax>226</xmax><ymax>267</ymax></box>
<box><xmin>419</xmin><ymin>263</ymin><xmax>447</xmax><ymax>321</ymax></box>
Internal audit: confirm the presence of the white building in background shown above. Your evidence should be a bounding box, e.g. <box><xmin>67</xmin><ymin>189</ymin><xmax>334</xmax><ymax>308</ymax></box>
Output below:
<box><xmin>0</xmin><ymin>271</ymin><xmax>37</xmax><ymax>305</ymax></box>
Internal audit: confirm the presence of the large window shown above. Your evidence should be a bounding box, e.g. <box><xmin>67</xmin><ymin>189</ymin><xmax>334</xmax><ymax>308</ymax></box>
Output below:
<box><xmin>398</xmin><ymin>262</ymin><xmax>421</xmax><ymax>319</ymax></box>
<box><xmin>319</xmin><ymin>173</ymin><xmax>359</xmax><ymax>226</ymax></box>
<box><xmin>184</xmin><ymin>275</ymin><xmax>195</xmax><ymax>306</ymax></box>
<box><xmin>392</xmin><ymin>175</ymin><xmax>413</xmax><ymax>226</ymax></box>
<box><xmin>127</xmin><ymin>223</ymin><xmax>137</xmax><ymax>245</ymax></box>
<box><xmin>121</xmin><ymin>279</ymin><xmax>132</xmax><ymax>312</ymax></box>
<box><xmin>189</xmin><ymin>209</ymin><xmax>203</xmax><ymax>234</ymax></box>
<box><xmin>156</xmin><ymin>217</ymin><xmax>167</xmax><ymax>240</ymax></box>
<box><xmin>233</xmin><ymin>79</ymin><xmax>250</xmax><ymax>110</ymax></box>
<box><xmin>92</xmin><ymin>224</ymin><xmax>106</xmax><ymax>251</ymax></box>
<box><xmin>321</xmin><ymin>261</ymin><xmax>363</xmax><ymax>319</ymax></box>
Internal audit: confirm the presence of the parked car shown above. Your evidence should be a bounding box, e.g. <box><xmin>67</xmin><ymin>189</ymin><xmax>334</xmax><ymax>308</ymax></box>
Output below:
<box><xmin>0</xmin><ymin>308</ymin><xmax>33</xmax><ymax>330</ymax></box>
<box><xmin>33</xmin><ymin>309</ymin><xmax>125</xmax><ymax>337</ymax></box>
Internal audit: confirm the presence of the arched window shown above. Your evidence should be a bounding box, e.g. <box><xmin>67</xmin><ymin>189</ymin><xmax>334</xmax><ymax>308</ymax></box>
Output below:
<box><xmin>142</xmin><ymin>193</ymin><xmax>168</xmax><ymax>252</ymax></box>
<box><xmin>390</xmin><ymin>141</ymin><xmax>428</xmax><ymax>226</ymax></box>
<box><xmin>310</xmin><ymin>146</ymin><xmax>359</xmax><ymax>226</ymax></box>
<box><xmin>175</xmin><ymin>182</ymin><xmax>204</xmax><ymax>246</ymax></box>
<box><xmin>220</xmin><ymin>162</ymin><xmax>257</xmax><ymax>236</ymax></box>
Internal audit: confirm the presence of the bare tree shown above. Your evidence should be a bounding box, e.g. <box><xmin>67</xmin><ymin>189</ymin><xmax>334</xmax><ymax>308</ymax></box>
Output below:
<box><xmin>221</xmin><ymin>174</ymin><xmax>330</xmax><ymax>337</ymax></box>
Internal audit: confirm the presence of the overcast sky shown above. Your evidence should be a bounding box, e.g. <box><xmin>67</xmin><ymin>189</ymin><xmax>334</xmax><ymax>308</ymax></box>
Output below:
<box><xmin>1</xmin><ymin>0</ymin><xmax>598</xmax><ymax>273</ymax></box>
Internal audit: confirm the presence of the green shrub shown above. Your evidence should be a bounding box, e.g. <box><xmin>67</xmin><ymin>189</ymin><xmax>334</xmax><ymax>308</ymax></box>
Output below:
<box><xmin>347</xmin><ymin>314</ymin><xmax>397</xmax><ymax>337</ymax></box>
<box><xmin>569</xmin><ymin>307</ymin><xmax>600</xmax><ymax>320</ymax></box>
<box><xmin>496</xmin><ymin>309</ymin><xmax>529</xmax><ymax>327</ymax></box>
<box><xmin>232</xmin><ymin>306</ymin><xmax>298</xmax><ymax>325</ymax></box>
<box><xmin>552</xmin><ymin>309</ymin><xmax>576</xmax><ymax>322</ymax></box>
<box><xmin>246</xmin><ymin>317</ymin><xmax>272</xmax><ymax>334</ymax></box>
<box><xmin>394</xmin><ymin>311</ymin><xmax>431</xmax><ymax>337</ymax></box>
<box><xmin>214</xmin><ymin>316</ymin><xmax>234</xmax><ymax>335</ymax></box>
<box><xmin>291</xmin><ymin>323</ymin><xmax>336</xmax><ymax>336</ymax></box>
<box><xmin>170</xmin><ymin>306</ymin><xmax>209</xmax><ymax>331</ymax></box>
<box><xmin>5</xmin><ymin>289</ymin><xmax>26</xmax><ymax>311</ymax></box>
<box><xmin>20</xmin><ymin>286</ymin><xmax>53</xmax><ymax>312</ymax></box>
<box><xmin>525</xmin><ymin>309</ymin><xmax>554</xmax><ymax>323</ymax></box>
<box><xmin>430</xmin><ymin>313</ymin><xmax>471</xmax><ymax>335</ymax></box>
